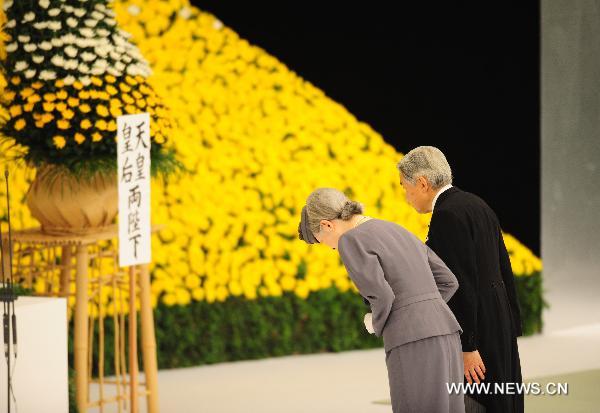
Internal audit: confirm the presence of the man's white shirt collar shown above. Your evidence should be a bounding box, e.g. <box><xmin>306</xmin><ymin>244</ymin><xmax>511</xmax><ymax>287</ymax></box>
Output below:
<box><xmin>431</xmin><ymin>184</ymin><xmax>453</xmax><ymax>213</ymax></box>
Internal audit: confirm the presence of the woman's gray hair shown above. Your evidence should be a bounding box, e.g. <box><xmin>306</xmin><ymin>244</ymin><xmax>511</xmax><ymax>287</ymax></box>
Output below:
<box><xmin>396</xmin><ymin>146</ymin><xmax>453</xmax><ymax>189</ymax></box>
<box><xmin>297</xmin><ymin>188</ymin><xmax>363</xmax><ymax>244</ymax></box>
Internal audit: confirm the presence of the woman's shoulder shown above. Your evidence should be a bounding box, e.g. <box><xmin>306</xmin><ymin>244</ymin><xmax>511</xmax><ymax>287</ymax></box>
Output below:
<box><xmin>343</xmin><ymin>217</ymin><xmax>414</xmax><ymax>242</ymax></box>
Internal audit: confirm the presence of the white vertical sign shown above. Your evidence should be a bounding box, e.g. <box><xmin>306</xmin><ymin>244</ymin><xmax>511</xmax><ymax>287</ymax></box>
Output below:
<box><xmin>117</xmin><ymin>113</ymin><xmax>151</xmax><ymax>267</ymax></box>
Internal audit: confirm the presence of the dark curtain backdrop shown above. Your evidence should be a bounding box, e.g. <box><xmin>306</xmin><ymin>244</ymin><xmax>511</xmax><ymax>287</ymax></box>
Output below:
<box><xmin>192</xmin><ymin>1</ymin><xmax>540</xmax><ymax>254</ymax></box>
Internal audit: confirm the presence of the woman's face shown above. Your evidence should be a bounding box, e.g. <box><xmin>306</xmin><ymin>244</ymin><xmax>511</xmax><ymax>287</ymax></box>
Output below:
<box><xmin>313</xmin><ymin>219</ymin><xmax>342</xmax><ymax>250</ymax></box>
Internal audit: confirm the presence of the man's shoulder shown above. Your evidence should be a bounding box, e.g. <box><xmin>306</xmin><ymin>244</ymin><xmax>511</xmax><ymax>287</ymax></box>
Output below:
<box><xmin>435</xmin><ymin>188</ymin><xmax>499</xmax><ymax>226</ymax></box>
<box><xmin>440</xmin><ymin>188</ymin><xmax>493</xmax><ymax>211</ymax></box>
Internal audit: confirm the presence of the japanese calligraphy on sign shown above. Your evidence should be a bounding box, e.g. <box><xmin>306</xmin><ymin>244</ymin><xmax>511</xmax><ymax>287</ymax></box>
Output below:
<box><xmin>117</xmin><ymin>113</ymin><xmax>151</xmax><ymax>267</ymax></box>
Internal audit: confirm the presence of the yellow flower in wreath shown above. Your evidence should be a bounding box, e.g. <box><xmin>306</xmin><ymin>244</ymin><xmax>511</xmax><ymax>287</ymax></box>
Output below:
<box><xmin>9</xmin><ymin>105</ymin><xmax>22</xmax><ymax>117</ymax></box>
<box><xmin>96</xmin><ymin>105</ymin><xmax>109</xmax><ymax>117</ymax></box>
<box><xmin>110</xmin><ymin>106</ymin><xmax>123</xmax><ymax>117</ymax></box>
<box><xmin>53</xmin><ymin>135</ymin><xmax>66</xmax><ymax>149</ymax></box>
<box><xmin>95</xmin><ymin>120</ymin><xmax>108</xmax><ymax>130</ymax></box>
<box><xmin>74</xmin><ymin>133</ymin><xmax>86</xmax><ymax>145</ymax></box>
<box><xmin>80</xmin><ymin>119</ymin><xmax>92</xmax><ymax>129</ymax></box>
<box><xmin>57</xmin><ymin>119</ymin><xmax>70</xmax><ymax>130</ymax></box>
<box><xmin>14</xmin><ymin>118</ymin><xmax>26</xmax><ymax>131</ymax></box>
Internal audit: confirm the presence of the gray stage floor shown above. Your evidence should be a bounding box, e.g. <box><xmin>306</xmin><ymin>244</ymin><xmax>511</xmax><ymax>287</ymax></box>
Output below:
<box><xmin>89</xmin><ymin>273</ymin><xmax>600</xmax><ymax>413</ymax></box>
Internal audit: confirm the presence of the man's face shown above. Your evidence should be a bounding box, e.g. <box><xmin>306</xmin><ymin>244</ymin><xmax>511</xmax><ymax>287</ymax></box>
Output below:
<box><xmin>400</xmin><ymin>174</ymin><xmax>432</xmax><ymax>214</ymax></box>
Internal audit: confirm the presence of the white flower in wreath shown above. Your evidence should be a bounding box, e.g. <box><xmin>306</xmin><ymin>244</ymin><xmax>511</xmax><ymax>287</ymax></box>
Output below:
<box><xmin>91</xmin><ymin>11</ymin><xmax>104</xmax><ymax>20</ymax></box>
<box><xmin>95</xmin><ymin>3</ymin><xmax>106</xmax><ymax>11</ymax></box>
<box><xmin>84</xmin><ymin>19</ymin><xmax>98</xmax><ymax>28</ymax></box>
<box><xmin>109</xmin><ymin>51</ymin><xmax>121</xmax><ymax>60</ymax></box>
<box><xmin>94</xmin><ymin>59</ymin><xmax>108</xmax><ymax>69</ymax></box>
<box><xmin>73</xmin><ymin>8</ymin><xmax>86</xmax><ymax>18</ymax></box>
<box><xmin>118</xmin><ymin>29</ymin><xmax>132</xmax><ymax>39</ymax></box>
<box><xmin>39</xmin><ymin>0</ymin><xmax>50</xmax><ymax>8</ymax></box>
<box><xmin>94</xmin><ymin>46</ymin><xmax>109</xmax><ymax>57</ymax></box>
<box><xmin>136</xmin><ymin>65</ymin><xmax>150</xmax><ymax>76</ymax></box>
<box><xmin>48</xmin><ymin>8</ymin><xmax>60</xmax><ymax>17</ymax></box>
<box><xmin>64</xmin><ymin>45</ymin><xmax>78</xmax><ymax>58</ymax></box>
<box><xmin>3</xmin><ymin>0</ymin><xmax>14</xmax><ymax>9</ymax></box>
<box><xmin>14</xmin><ymin>61</ymin><xmax>28</xmax><ymax>71</ymax></box>
<box><xmin>106</xmin><ymin>67</ymin><xmax>122</xmax><ymax>77</ymax></box>
<box><xmin>32</xmin><ymin>55</ymin><xmax>45</xmax><ymax>64</ymax></box>
<box><xmin>78</xmin><ymin>63</ymin><xmax>90</xmax><ymax>73</ymax></box>
<box><xmin>114</xmin><ymin>61</ymin><xmax>126</xmax><ymax>71</ymax></box>
<box><xmin>5</xmin><ymin>42</ymin><xmax>18</xmax><ymax>53</ymax></box>
<box><xmin>47</xmin><ymin>21</ymin><xmax>62</xmax><ymax>31</ymax></box>
<box><xmin>50</xmin><ymin>37</ymin><xmax>63</xmax><ymax>47</ymax></box>
<box><xmin>80</xmin><ymin>76</ymin><xmax>91</xmax><ymax>86</ymax></box>
<box><xmin>62</xmin><ymin>33</ymin><xmax>76</xmax><ymax>44</ymax></box>
<box><xmin>80</xmin><ymin>28</ymin><xmax>95</xmax><ymax>38</ymax></box>
<box><xmin>66</xmin><ymin>17</ymin><xmax>78</xmax><ymax>28</ymax></box>
<box><xmin>17</xmin><ymin>35</ymin><xmax>31</xmax><ymax>43</ymax></box>
<box><xmin>90</xmin><ymin>66</ymin><xmax>104</xmax><ymax>76</ymax></box>
<box><xmin>5</xmin><ymin>19</ymin><xmax>16</xmax><ymax>28</ymax></box>
<box><xmin>24</xmin><ymin>43</ymin><xmax>37</xmax><ymax>52</ymax></box>
<box><xmin>51</xmin><ymin>55</ymin><xmax>65</xmax><ymax>67</ymax></box>
<box><xmin>64</xmin><ymin>59</ymin><xmax>79</xmax><ymax>70</ymax></box>
<box><xmin>122</xmin><ymin>55</ymin><xmax>132</xmax><ymax>63</ymax></box>
<box><xmin>25</xmin><ymin>69</ymin><xmax>37</xmax><ymax>79</ymax></box>
<box><xmin>39</xmin><ymin>41</ymin><xmax>52</xmax><ymax>51</ymax></box>
<box><xmin>64</xmin><ymin>5</ymin><xmax>73</xmax><ymax>13</ymax></box>
<box><xmin>105</xmin><ymin>18</ymin><xmax>116</xmax><ymax>26</ymax></box>
<box><xmin>76</xmin><ymin>38</ymin><xmax>92</xmax><ymax>48</ymax></box>
<box><xmin>97</xmin><ymin>29</ymin><xmax>110</xmax><ymax>37</ymax></box>
<box><xmin>22</xmin><ymin>12</ymin><xmax>36</xmax><ymax>23</ymax></box>
<box><xmin>127</xmin><ymin>66</ymin><xmax>142</xmax><ymax>76</ymax></box>
<box><xmin>39</xmin><ymin>70</ymin><xmax>57</xmax><ymax>80</ymax></box>
<box><xmin>63</xmin><ymin>75</ymin><xmax>76</xmax><ymax>85</ymax></box>
<box><xmin>81</xmin><ymin>52</ymin><xmax>97</xmax><ymax>62</ymax></box>
<box><xmin>33</xmin><ymin>21</ymin><xmax>48</xmax><ymax>30</ymax></box>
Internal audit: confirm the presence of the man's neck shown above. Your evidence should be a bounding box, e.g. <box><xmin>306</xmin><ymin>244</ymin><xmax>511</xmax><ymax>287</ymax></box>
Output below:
<box><xmin>430</xmin><ymin>184</ymin><xmax>453</xmax><ymax>213</ymax></box>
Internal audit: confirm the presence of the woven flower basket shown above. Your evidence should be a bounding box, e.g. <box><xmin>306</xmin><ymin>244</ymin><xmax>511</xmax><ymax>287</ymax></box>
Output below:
<box><xmin>25</xmin><ymin>164</ymin><xmax>118</xmax><ymax>235</ymax></box>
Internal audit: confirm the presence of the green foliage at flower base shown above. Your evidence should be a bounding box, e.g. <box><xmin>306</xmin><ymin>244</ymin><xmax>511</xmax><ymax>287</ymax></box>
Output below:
<box><xmin>70</xmin><ymin>273</ymin><xmax>544</xmax><ymax>380</ymax></box>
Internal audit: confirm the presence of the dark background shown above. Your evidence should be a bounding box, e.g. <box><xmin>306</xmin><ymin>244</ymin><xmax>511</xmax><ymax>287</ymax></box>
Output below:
<box><xmin>192</xmin><ymin>2</ymin><xmax>540</xmax><ymax>254</ymax></box>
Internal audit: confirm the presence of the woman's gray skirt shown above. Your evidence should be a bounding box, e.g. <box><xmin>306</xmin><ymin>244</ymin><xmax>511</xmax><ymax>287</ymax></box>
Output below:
<box><xmin>385</xmin><ymin>331</ymin><xmax>465</xmax><ymax>413</ymax></box>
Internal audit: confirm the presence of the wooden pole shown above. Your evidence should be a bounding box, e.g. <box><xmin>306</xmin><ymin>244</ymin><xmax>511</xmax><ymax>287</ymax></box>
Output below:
<box><xmin>139</xmin><ymin>263</ymin><xmax>159</xmax><ymax>412</ymax></box>
<box><xmin>129</xmin><ymin>266</ymin><xmax>138</xmax><ymax>413</ymax></box>
<box><xmin>74</xmin><ymin>244</ymin><xmax>89</xmax><ymax>412</ymax></box>
<box><xmin>60</xmin><ymin>245</ymin><xmax>72</xmax><ymax>296</ymax></box>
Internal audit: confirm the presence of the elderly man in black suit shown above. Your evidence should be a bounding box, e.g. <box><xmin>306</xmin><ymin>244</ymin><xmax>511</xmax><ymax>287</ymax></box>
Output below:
<box><xmin>397</xmin><ymin>146</ymin><xmax>524</xmax><ymax>413</ymax></box>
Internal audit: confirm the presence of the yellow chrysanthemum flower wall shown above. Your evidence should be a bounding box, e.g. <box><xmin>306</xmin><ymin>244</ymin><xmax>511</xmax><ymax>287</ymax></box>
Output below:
<box><xmin>0</xmin><ymin>0</ymin><xmax>542</xmax><ymax>316</ymax></box>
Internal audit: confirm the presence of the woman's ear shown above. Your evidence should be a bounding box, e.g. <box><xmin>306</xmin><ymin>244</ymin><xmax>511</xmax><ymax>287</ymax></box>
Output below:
<box><xmin>319</xmin><ymin>219</ymin><xmax>333</xmax><ymax>232</ymax></box>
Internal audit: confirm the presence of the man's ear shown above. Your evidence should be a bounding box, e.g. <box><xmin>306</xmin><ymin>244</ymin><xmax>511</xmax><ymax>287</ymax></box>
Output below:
<box><xmin>417</xmin><ymin>176</ymin><xmax>430</xmax><ymax>192</ymax></box>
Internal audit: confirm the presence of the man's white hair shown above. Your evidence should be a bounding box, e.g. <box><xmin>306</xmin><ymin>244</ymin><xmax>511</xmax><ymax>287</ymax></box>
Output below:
<box><xmin>396</xmin><ymin>146</ymin><xmax>453</xmax><ymax>189</ymax></box>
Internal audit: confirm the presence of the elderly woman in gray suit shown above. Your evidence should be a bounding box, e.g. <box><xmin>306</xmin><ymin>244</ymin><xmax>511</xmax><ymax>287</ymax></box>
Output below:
<box><xmin>298</xmin><ymin>187</ymin><xmax>465</xmax><ymax>413</ymax></box>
